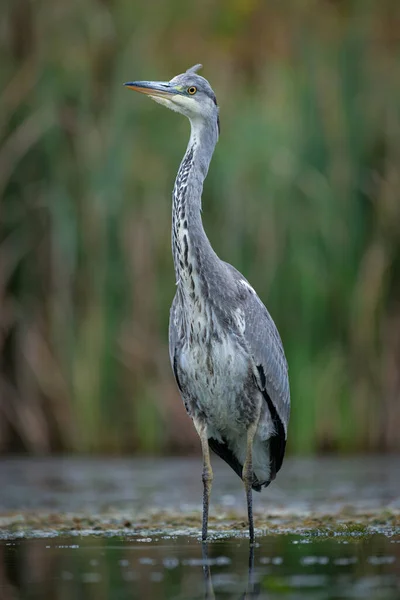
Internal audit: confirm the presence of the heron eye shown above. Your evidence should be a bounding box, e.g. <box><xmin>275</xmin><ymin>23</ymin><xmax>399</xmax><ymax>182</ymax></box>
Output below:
<box><xmin>187</xmin><ymin>86</ymin><xmax>197</xmax><ymax>95</ymax></box>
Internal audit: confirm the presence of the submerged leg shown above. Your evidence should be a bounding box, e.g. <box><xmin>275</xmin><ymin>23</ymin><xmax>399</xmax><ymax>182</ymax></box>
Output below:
<box><xmin>193</xmin><ymin>419</ymin><xmax>213</xmax><ymax>541</ymax></box>
<box><xmin>242</xmin><ymin>421</ymin><xmax>258</xmax><ymax>544</ymax></box>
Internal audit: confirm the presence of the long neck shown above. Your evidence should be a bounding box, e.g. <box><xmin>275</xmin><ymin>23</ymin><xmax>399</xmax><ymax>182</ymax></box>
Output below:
<box><xmin>172</xmin><ymin>118</ymin><xmax>218</xmax><ymax>291</ymax></box>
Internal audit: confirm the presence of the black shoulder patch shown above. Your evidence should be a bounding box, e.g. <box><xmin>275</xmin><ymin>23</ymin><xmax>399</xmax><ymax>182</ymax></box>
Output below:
<box><xmin>256</xmin><ymin>364</ymin><xmax>266</xmax><ymax>389</ymax></box>
<box><xmin>173</xmin><ymin>351</ymin><xmax>183</xmax><ymax>393</ymax></box>
<box><xmin>256</xmin><ymin>364</ymin><xmax>286</xmax><ymax>478</ymax></box>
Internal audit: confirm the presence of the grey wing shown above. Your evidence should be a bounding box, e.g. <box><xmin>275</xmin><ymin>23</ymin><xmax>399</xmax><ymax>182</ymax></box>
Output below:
<box><xmin>242</xmin><ymin>282</ymin><xmax>290</xmax><ymax>479</ymax></box>
<box><xmin>225</xmin><ymin>263</ymin><xmax>290</xmax><ymax>477</ymax></box>
<box><xmin>242</xmin><ymin>286</ymin><xmax>290</xmax><ymax>433</ymax></box>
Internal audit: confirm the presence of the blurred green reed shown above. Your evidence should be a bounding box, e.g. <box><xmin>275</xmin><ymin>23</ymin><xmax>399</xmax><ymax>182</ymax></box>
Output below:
<box><xmin>1</xmin><ymin>0</ymin><xmax>399</xmax><ymax>453</ymax></box>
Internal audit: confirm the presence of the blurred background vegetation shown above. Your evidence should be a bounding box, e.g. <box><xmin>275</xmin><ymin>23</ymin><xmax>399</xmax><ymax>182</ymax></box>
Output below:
<box><xmin>1</xmin><ymin>0</ymin><xmax>399</xmax><ymax>455</ymax></box>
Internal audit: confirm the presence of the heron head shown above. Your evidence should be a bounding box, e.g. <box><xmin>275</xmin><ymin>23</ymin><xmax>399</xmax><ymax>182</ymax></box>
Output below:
<box><xmin>124</xmin><ymin>64</ymin><xmax>219</xmax><ymax>132</ymax></box>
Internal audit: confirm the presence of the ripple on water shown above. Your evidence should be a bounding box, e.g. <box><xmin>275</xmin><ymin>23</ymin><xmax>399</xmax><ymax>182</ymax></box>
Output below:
<box><xmin>300</xmin><ymin>555</ymin><xmax>330</xmax><ymax>565</ymax></box>
<box><xmin>162</xmin><ymin>557</ymin><xmax>179</xmax><ymax>569</ymax></box>
<box><xmin>1</xmin><ymin>532</ymin><xmax>399</xmax><ymax>599</ymax></box>
<box><xmin>259</xmin><ymin>556</ymin><xmax>283</xmax><ymax>565</ymax></box>
<box><xmin>139</xmin><ymin>557</ymin><xmax>156</xmax><ymax>565</ymax></box>
<box><xmin>367</xmin><ymin>555</ymin><xmax>396</xmax><ymax>565</ymax></box>
<box><xmin>182</xmin><ymin>556</ymin><xmax>231</xmax><ymax>567</ymax></box>
<box><xmin>333</xmin><ymin>556</ymin><xmax>358</xmax><ymax>565</ymax></box>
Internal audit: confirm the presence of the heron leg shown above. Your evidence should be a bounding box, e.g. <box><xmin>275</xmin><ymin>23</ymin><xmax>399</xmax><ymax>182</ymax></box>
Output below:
<box><xmin>193</xmin><ymin>419</ymin><xmax>213</xmax><ymax>541</ymax></box>
<box><xmin>242</xmin><ymin>421</ymin><xmax>258</xmax><ymax>544</ymax></box>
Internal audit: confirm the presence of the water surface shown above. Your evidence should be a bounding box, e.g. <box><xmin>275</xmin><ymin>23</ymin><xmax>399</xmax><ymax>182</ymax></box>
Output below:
<box><xmin>2</xmin><ymin>533</ymin><xmax>400</xmax><ymax>599</ymax></box>
<box><xmin>0</xmin><ymin>456</ymin><xmax>399</xmax><ymax>598</ymax></box>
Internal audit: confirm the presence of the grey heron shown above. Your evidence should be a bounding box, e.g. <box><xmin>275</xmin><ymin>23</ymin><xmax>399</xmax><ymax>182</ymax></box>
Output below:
<box><xmin>125</xmin><ymin>65</ymin><xmax>290</xmax><ymax>543</ymax></box>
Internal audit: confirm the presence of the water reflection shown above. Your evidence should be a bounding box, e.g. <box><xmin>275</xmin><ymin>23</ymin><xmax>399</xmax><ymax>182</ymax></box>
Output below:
<box><xmin>202</xmin><ymin>542</ymin><xmax>216</xmax><ymax>599</ymax></box>
<box><xmin>201</xmin><ymin>542</ymin><xmax>259</xmax><ymax>599</ymax></box>
<box><xmin>1</xmin><ymin>533</ymin><xmax>399</xmax><ymax>599</ymax></box>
